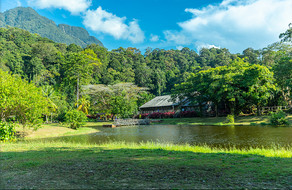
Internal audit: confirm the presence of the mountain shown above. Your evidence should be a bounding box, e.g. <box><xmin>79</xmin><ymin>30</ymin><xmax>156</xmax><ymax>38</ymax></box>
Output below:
<box><xmin>0</xmin><ymin>7</ymin><xmax>103</xmax><ymax>48</ymax></box>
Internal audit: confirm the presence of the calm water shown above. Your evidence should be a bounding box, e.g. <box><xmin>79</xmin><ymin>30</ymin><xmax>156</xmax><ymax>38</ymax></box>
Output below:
<box><xmin>49</xmin><ymin>125</ymin><xmax>292</xmax><ymax>149</ymax></box>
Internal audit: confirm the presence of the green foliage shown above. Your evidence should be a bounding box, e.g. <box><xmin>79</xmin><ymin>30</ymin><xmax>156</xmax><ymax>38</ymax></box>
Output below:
<box><xmin>225</xmin><ymin>115</ymin><xmax>235</xmax><ymax>124</ymax></box>
<box><xmin>287</xmin><ymin>107</ymin><xmax>292</xmax><ymax>114</ymax></box>
<box><xmin>270</xmin><ymin>110</ymin><xmax>289</xmax><ymax>125</ymax></box>
<box><xmin>174</xmin><ymin>58</ymin><xmax>276</xmax><ymax>116</ymax></box>
<box><xmin>109</xmin><ymin>92</ymin><xmax>138</xmax><ymax>118</ymax></box>
<box><xmin>0</xmin><ymin>122</ymin><xmax>16</xmax><ymax>142</ymax></box>
<box><xmin>65</xmin><ymin>109</ymin><xmax>88</xmax><ymax>129</ymax></box>
<box><xmin>279</xmin><ymin>23</ymin><xmax>292</xmax><ymax>43</ymax></box>
<box><xmin>62</xmin><ymin>52</ymin><xmax>94</xmax><ymax>84</ymax></box>
<box><xmin>273</xmin><ymin>56</ymin><xmax>292</xmax><ymax>102</ymax></box>
<box><xmin>84</xmin><ymin>83</ymin><xmax>145</xmax><ymax>118</ymax></box>
<box><xmin>0</xmin><ymin>70</ymin><xmax>49</xmax><ymax>128</ymax></box>
<box><xmin>137</xmin><ymin>92</ymin><xmax>155</xmax><ymax>107</ymax></box>
<box><xmin>76</xmin><ymin>97</ymin><xmax>90</xmax><ymax>115</ymax></box>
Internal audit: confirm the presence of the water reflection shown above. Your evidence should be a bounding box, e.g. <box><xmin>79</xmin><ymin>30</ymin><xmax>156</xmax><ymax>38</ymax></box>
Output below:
<box><xmin>50</xmin><ymin>125</ymin><xmax>292</xmax><ymax>149</ymax></box>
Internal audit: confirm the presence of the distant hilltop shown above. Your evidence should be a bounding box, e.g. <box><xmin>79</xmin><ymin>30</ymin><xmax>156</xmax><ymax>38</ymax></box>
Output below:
<box><xmin>0</xmin><ymin>7</ymin><xmax>103</xmax><ymax>48</ymax></box>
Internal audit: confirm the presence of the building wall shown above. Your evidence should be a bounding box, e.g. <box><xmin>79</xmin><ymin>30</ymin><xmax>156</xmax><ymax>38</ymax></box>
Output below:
<box><xmin>139</xmin><ymin>106</ymin><xmax>179</xmax><ymax>114</ymax></box>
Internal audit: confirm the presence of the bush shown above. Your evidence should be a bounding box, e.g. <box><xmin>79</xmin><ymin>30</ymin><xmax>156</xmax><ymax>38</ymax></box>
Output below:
<box><xmin>141</xmin><ymin>113</ymin><xmax>150</xmax><ymax>119</ymax></box>
<box><xmin>0</xmin><ymin>122</ymin><xmax>16</xmax><ymax>142</ymax></box>
<box><xmin>149</xmin><ymin>112</ymin><xmax>175</xmax><ymax>119</ymax></box>
<box><xmin>179</xmin><ymin>111</ymin><xmax>199</xmax><ymax>118</ymax></box>
<box><xmin>225</xmin><ymin>114</ymin><xmax>235</xmax><ymax>124</ymax></box>
<box><xmin>135</xmin><ymin>111</ymin><xmax>199</xmax><ymax>119</ymax></box>
<box><xmin>161</xmin><ymin>112</ymin><xmax>175</xmax><ymax>118</ymax></box>
<box><xmin>136</xmin><ymin>113</ymin><xmax>150</xmax><ymax>119</ymax></box>
<box><xmin>286</xmin><ymin>107</ymin><xmax>292</xmax><ymax>114</ymax></box>
<box><xmin>55</xmin><ymin>106</ymin><xmax>69</xmax><ymax>122</ymax></box>
<box><xmin>65</xmin><ymin>109</ymin><xmax>88</xmax><ymax>129</ymax></box>
<box><xmin>270</xmin><ymin>110</ymin><xmax>289</xmax><ymax>125</ymax></box>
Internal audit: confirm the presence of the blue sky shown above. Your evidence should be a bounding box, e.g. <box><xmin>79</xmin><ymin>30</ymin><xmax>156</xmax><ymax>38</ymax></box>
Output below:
<box><xmin>1</xmin><ymin>0</ymin><xmax>292</xmax><ymax>53</ymax></box>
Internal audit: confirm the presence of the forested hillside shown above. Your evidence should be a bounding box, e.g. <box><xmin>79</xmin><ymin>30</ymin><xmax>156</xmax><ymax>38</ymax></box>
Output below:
<box><xmin>0</xmin><ymin>7</ymin><xmax>103</xmax><ymax>48</ymax></box>
<box><xmin>0</xmin><ymin>26</ymin><xmax>291</xmax><ymax>118</ymax></box>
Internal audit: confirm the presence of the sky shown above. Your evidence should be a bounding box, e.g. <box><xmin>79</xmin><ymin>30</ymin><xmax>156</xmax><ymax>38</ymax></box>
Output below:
<box><xmin>1</xmin><ymin>0</ymin><xmax>292</xmax><ymax>53</ymax></box>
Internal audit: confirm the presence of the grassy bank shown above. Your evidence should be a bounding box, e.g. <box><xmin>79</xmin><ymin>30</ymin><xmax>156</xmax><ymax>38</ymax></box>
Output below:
<box><xmin>16</xmin><ymin>121</ymin><xmax>111</xmax><ymax>140</ymax></box>
<box><xmin>156</xmin><ymin>114</ymin><xmax>292</xmax><ymax>126</ymax></box>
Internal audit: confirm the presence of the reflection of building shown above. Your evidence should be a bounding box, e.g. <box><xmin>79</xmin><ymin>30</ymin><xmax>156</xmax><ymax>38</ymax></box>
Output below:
<box><xmin>139</xmin><ymin>95</ymin><xmax>190</xmax><ymax>114</ymax></box>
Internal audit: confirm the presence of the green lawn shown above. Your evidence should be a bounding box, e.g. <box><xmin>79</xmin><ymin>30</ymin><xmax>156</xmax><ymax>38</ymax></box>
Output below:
<box><xmin>1</xmin><ymin>141</ymin><xmax>291</xmax><ymax>189</ymax></box>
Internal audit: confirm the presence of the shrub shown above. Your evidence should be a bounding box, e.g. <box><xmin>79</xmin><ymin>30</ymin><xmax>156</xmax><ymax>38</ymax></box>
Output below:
<box><xmin>149</xmin><ymin>112</ymin><xmax>163</xmax><ymax>119</ymax></box>
<box><xmin>148</xmin><ymin>112</ymin><xmax>175</xmax><ymax>119</ymax></box>
<box><xmin>0</xmin><ymin>122</ymin><xmax>16</xmax><ymax>142</ymax></box>
<box><xmin>162</xmin><ymin>112</ymin><xmax>175</xmax><ymax>118</ymax></box>
<box><xmin>225</xmin><ymin>114</ymin><xmax>235</xmax><ymax>124</ymax></box>
<box><xmin>139</xmin><ymin>113</ymin><xmax>150</xmax><ymax>119</ymax></box>
<box><xmin>286</xmin><ymin>107</ymin><xmax>292</xmax><ymax>114</ymax></box>
<box><xmin>179</xmin><ymin>111</ymin><xmax>199</xmax><ymax>118</ymax></box>
<box><xmin>270</xmin><ymin>110</ymin><xmax>289</xmax><ymax>125</ymax></box>
<box><xmin>65</xmin><ymin>109</ymin><xmax>88</xmax><ymax>129</ymax></box>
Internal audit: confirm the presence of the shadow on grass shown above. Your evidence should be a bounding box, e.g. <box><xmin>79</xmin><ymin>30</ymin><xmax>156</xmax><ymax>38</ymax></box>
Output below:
<box><xmin>1</xmin><ymin>145</ymin><xmax>292</xmax><ymax>189</ymax></box>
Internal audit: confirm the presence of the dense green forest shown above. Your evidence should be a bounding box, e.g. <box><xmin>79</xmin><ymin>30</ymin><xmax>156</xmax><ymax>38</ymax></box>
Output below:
<box><xmin>0</xmin><ymin>25</ymin><xmax>291</xmax><ymax>122</ymax></box>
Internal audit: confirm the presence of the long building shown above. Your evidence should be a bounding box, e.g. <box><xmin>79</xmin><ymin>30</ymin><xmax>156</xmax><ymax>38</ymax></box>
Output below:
<box><xmin>139</xmin><ymin>95</ymin><xmax>191</xmax><ymax>114</ymax></box>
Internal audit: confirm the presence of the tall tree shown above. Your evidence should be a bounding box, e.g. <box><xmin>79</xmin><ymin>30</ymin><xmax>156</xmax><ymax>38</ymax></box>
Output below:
<box><xmin>279</xmin><ymin>23</ymin><xmax>292</xmax><ymax>43</ymax></box>
<box><xmin>273</xmin><ymin>56</ymin><xmax>292</xmax><ymax>104</ymax></box>
<box><xmin>62</xmin><ymin>52</ymin><xmax>94</xmax><ymax>106</ymax></box>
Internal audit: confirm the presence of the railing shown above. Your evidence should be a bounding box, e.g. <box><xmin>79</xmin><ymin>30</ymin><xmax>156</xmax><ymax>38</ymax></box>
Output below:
<box><xmin>260</xmin><ymin>106</ymin><xmax>291</xmax><ymax>113</ymax></box>
<box><xmin>114</xmin><ymin>119</ymin><xmax>150</xmax><ymax>126</ymax></box>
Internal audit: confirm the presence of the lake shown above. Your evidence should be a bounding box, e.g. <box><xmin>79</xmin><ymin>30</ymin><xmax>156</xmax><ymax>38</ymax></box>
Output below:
<box><xmin>47</xmin><ymin>125</ymin><xmax>292</xmax><ymax>149</ymax></box>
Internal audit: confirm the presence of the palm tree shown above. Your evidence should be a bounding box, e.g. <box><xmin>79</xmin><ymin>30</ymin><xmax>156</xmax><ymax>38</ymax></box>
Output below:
<box><xmin>75</xmin><ymin>97</ymin><xmax>90</xmax><ymax>115</ymax></box>
<box><xmin>42</xmin><ymin>85</ymin><xmax>58</xmax><ymax>123</ymax></box>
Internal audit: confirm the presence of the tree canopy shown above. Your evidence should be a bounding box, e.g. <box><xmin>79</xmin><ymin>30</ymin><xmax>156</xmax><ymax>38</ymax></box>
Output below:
<box><xmin>173</xmin><ymin>58</ymin><xmax>276</xmax><ymax>116</ymax></box>
<box><xmin>0</xmin><ymin>70</ymin><xmax>49</xmax><ymax>127</ymax></box>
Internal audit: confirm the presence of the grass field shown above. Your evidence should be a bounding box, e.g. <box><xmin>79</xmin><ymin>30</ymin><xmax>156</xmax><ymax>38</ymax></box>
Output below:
<box><xmin>1</xmin><ymin>121</ymin><xmax>292</xmax><ymax>189</ymax></box>
<box><xmin>1</xmin><ymin>141</ymin><xmax>292</xmax><ymax>189</ymax></box>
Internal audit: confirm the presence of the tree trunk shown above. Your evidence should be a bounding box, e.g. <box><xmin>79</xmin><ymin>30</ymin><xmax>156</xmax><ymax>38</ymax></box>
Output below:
<box><xmin>215</xmin><ymin>103</ymin><xmax>218</xmax><ymax>117</ymax></box>
<box><xmin>230</xmin><ymin>101</ymin><xmax>235</xmax><ymax>116</ymax></box>
<box><xmin>199</xmin><ymin>102</ymin><xmax>203</xmax><ymax>117</ymax></box>
<box><xmin>257</xmin><ymin>105</ymin><xmax>261</xmax><ymax>116</ymax></box>
<box><xmin>77</xmin><ymin>76</ymin><xmax>79</xmax><ymax>108</ymax></box>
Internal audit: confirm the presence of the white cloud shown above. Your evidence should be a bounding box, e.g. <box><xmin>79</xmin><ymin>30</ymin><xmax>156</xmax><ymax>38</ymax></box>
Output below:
<box><xmin>27</xmin><ymin>0</ymin><xmax>91</xmax><ymax>14</ymax></box>
<box><xmin>195</xmin><ymin>42</ymin><xmax>220</xmax><ymax>52</ymax></box>
<box><xmin>164</xmin><ymin>0</ymin><xmax>292</xmax><ymax>53</ymax></box>
<box><xmin>150</xmin><ymin>34</ymin><xmax>159</xmax><ymax>42</ymax></box>
<box><xmin>176</xmin><ymin>46</ymin><xmax>184</xmax><ymax>50</ymax></box>
<box><xmin>83</xmin><ymin>7</ymin><xmax>145</xmax><ymax>43</ymax></box>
